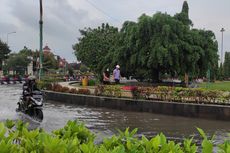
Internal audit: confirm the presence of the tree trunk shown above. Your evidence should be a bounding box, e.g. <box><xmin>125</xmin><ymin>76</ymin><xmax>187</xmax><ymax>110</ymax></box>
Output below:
<box><xmin>152</xmin><ymin>69</ymin><xmax>160</xmax><ymax>83</ymax></box>
<box><xmin>184</xmin><ymin>73</ymin><xmax>189</xmax><ymax>87</ymax></box>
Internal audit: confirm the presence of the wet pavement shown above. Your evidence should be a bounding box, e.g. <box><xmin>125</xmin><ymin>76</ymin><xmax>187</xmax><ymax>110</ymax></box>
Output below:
<box><xmin>0</xmin><ymin>84</ymin><xmax>229</xmax><ymax>144</ymax></box>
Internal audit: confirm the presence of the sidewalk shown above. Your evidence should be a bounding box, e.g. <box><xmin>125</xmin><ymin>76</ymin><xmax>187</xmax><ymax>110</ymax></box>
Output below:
<box><xmin>58</xmin><ymin>81</ymin><xmax>96</xmax><ymax>94</ymax></box>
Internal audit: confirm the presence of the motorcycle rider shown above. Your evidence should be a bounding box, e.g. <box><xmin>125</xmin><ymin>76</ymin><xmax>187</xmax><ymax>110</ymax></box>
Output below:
<box><xmin>22</xmin><ymin>76</ymin><xmax>39</xmax><ymax>109</ymax></box>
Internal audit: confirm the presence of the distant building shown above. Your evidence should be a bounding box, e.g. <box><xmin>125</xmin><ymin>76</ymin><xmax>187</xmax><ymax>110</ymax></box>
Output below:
<box><xmin>59</xmin><ymin>57</ymin><xmax>68</xmax><ymax>68</ymax></box>
<box><xmin>43</xmin><ymin>45</ymin><xmax>52</xmax><ymax>55</ymax></box>
<box><xmin>42</xmin><ymin>44</ymin><xmax>69</xmax><ymax>69</ymax></box>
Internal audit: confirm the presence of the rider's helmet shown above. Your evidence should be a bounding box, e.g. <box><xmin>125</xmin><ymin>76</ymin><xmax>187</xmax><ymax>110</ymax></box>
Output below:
<box><xmin>28</xmin><ymin>76</ymin><xmax>36</xmax><ymax>84</ymax></box>
<box><xmin>28</xmin><ymin>75</ymin><xmax>36</xmax><ymax>80</ymax></box>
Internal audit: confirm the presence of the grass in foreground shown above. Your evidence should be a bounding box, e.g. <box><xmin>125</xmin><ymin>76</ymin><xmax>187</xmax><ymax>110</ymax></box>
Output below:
<box><xmin>199</xmin><ymin>81</ymin><xmax>230</xmax><ymax>91</ymax></box>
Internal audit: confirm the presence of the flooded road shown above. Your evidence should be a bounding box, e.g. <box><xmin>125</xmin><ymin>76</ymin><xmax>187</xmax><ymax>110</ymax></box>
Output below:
<box><xmin>0</xmin><ymin>84</ymin><xmax>229</xmax><ymax>144</ymax></box>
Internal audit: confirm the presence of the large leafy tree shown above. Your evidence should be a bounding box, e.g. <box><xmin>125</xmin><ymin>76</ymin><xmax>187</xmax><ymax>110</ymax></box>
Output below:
<box><xmin>4</xmin><ymin>53</ymin><xmax>30</xmax><ymax>74</ymax></box>
<box><xmin>19</xmin><ymin>46</ymin><xmax>33</xmax><ymax>56</ymax></box>
<box><xmin>0</xmin><ymin>39</ymin><xmax>11</xmax><ymax>69</ymax></box>
<box><xmin>43</xmin><ymin>53</ymin><xmax>58</xmax><ymax>70</ymax></box>
<box><xmin>74</xmin><ymin>23</ymin><xmax>119</xmax><ymax>76</ymax></box>
<box><xmin>74</xmin><ymin>1</ymin><xmax>219</xmax><ymax>82</ymax></box>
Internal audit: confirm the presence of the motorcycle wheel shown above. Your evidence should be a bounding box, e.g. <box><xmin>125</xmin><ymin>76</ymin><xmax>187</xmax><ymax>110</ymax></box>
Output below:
<box><xmin>35</xmin><ymin>109</ymin><xmax>43</xmax><ymax>121</ymax></box>
<box><xmin>16</xmin><ymin>102</ymin><xmax>23</xmax><ymax>112</ymax></box>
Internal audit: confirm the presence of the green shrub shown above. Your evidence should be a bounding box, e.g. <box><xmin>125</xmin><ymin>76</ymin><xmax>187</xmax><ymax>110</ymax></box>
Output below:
<box><xmin>133</xmin><ymin>86</ymin><xmax>230</xmax><ymax>104</ymax></box>
<box><xmin>0</xmin><ymin>120</ymin><xmax>229</xmax><ymax>153</ymax></box>
<box><xmin>94</xmin><ymin>85</ymin><xmax>122</xmax><ymax>97</ymax></box>
<box><xmin>88</xmin><ymin>79</ymin><xmax>96</xmax><ymax>86</ymax></box>
<box><xmin>37</xmin><ymin>80</ymin><xmax>52</xmax><ymax>90</ymax></box>
<box><xmin>77</xmin><ymin>88</ymin><xmax>91</xmax><ymax>95</ymax></box>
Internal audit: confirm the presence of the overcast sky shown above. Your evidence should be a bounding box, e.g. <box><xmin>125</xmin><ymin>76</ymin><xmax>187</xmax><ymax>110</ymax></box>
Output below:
<box><xmin>0</xmin><ymin>0</ymin><xmax>229</xmax><ymax>63</ymax></box>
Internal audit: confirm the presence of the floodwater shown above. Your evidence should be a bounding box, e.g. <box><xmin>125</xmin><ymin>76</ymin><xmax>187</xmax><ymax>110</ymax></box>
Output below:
<box><xmin>0</xmin><ymin>84</ymin><xmax>229</xmax><ymax>144</ymax></box>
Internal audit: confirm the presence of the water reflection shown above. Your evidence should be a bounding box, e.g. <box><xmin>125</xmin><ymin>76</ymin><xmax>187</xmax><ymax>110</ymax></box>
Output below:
<box><xmin>42</xmin><ymin>100</ymin><xmax>230</xmax><ymax>144</ymax></box>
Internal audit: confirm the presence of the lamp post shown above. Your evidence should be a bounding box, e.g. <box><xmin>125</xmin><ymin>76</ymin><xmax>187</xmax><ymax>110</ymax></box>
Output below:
<box><xmin>220</xmin><ymin>28</ymin><xmax>225</xmax><ymax>64</ymax></box>
<box><xmin>7</xmin><ymin>31</ymin><xmax>16</xmax><ymax>45</ymax></box>
<box><xmin>3</xmin><ymin>31</ymin><xmax>16</xmax><ymax>75</ymax></box>
<box><xmin>38</xmin><ymin>0</ymin><xmax>43</xmax><ymax>80</ymax></box>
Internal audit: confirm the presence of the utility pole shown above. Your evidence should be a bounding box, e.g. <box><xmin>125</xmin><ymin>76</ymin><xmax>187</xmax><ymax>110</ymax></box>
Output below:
<box><xmin>39</xmin><ymin>0</ymin><xmax>43</xmax><ymax>80</ymax></box>
<box><xmin>220</xmin><ymin>28</ymin><xmax>225</xmax><ymax>64</ymax></box>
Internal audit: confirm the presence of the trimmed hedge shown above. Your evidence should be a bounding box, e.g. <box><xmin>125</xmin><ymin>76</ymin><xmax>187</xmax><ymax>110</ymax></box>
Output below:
<box><xmin>45</xmin><ymin>83</ymin><xmax>230</xmax><ymax>105</ymax></box>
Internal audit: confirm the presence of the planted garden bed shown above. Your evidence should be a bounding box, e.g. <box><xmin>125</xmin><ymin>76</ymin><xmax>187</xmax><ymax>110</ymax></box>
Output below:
<box><xmin>40</xmin><ymin>82</ymin><xmax>230</xmax><ymax>105</ymax></box>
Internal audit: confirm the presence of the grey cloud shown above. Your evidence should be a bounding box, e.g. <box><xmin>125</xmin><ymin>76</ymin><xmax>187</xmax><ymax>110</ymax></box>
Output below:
<box><xmin>1</xmin><ymin>0</ymin><xmax>229</xmax><ymax>62</ymax></box>
<box><xmin>10</xmin><ymin>0</ymin><xmax>38</xmax><ymax>29</ymax></box>
<box><xmin>0</xmin><ymin>22</ymin><xmax>17</xmax><ymax>41</ymax></box>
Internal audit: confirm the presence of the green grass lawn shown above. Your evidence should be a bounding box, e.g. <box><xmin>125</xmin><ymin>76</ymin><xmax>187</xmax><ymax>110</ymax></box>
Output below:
<box><xmin>199</xmin><ymin>81</ymin><xmax>230</xmax><ymax>91</ymax></box>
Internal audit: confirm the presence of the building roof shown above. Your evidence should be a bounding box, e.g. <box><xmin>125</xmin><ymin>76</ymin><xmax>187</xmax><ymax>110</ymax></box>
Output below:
<box><xmin>43</xmin><ymin>45</ymin><xmax>51</xmax><ymax>51</ymax></box>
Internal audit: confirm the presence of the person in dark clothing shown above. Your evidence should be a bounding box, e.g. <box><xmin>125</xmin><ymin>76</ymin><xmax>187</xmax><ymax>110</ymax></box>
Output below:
<box><xmin>103</xmin><ymin>68</ymin><xmax>110</xmax><ymax>84</ymax></box>
<box><xmin>22</xmin><ymin>76</ymin><xmax>39</xmax><ymax>109</ymax></box>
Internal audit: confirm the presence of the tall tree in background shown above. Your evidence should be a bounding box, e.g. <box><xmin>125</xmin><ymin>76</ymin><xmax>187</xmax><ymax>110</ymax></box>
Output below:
<box><xmin>0</xmin><ymin>39</ymin><xmax>11</xmax><ymax>69</ymax></box>
<box><xmin>74</xmin><ymin>1</ymin><xmax>219</xmax><ymax>82</ymax></box>
<box><xmin>174</xmin><ymin>0</ymin><xmax>192</xmax><ymax>26</ymax></box>
<box><xmin>4</xmin><ymin>46</ymin><xmax>33</xmax><ymax>75</ymax></box>
<box><xmin>74</xmin><ymin>23</ymin><xmax>119</xmax><ymax>76</ymax></box>
<box><xmin>223</xmin><ymin>52</ymin><xmax>230</xmax><ymax>79</ymax></box>
<box><xmin>4</xmin><ymin>54</ymin><xmax>30</xmax><ymax>75</ymax></box>
<box><xmin>18</xmin><ymin>46</ymin><xmax>33</xmax><ymax>57</ymax></box>
<box><xmin>43</xmin><ymin>53</ymin><xmax>58</xmax><ymax>70</ymax></box>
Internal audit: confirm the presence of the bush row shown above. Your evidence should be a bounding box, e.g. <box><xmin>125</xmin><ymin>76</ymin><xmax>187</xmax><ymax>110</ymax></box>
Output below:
<box><xmin>94</xmin><ymin>85</ymin><xmax>122</xmax><ymax>97</ymax></box>
<box><xmin>42</xmin><ymin>82</ymin><xmax>230</xmax><ymax>104</ymax></box>
<box><xmin>49</xmin><ymin>83</ymin><xmax>91</xmax><ymax>95</ymax></box>
<box><xmin>0</xmin><ymin>120</ymin><xmax>229</xmax><ymax>153</ymax></box>
<box><xmin>132</xmin><ymin>86</ymin><xmax>230</xmax><ymax>104</ymax></box>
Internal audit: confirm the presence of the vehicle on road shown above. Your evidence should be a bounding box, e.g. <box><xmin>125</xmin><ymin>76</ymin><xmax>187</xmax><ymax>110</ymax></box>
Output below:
<box><xmin>17</xmin><ymin>90</ymin><xmax>44</xmax><ymax>121</ymax></box>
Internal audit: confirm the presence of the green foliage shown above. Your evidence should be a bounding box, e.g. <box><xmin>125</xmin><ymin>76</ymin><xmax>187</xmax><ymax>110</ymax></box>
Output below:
<box><xmin>37</xmin><ymin>81</ymin><xmax>47</xmax><ymax>90</ymax></box>
<box><xmin>197</xmin><ymin>128</ymin><xmax>214</xmax><ymax>153</ymax></box>
<box><xmin>4</xmin><ymin>53</ymin><xmax>30</xmax><ymax>73</ymax></box>
<box><xmin>223</xmin><ymin>52</ymin><xmax>230</xmax><ymax>79</ymax></box>
<box><xmin>74</xmin><ymin>2</ymin><xmax>218</xmax><ymax>82</ymax></box>
<box><xmin>94</xmin><ymin>85</ymin><xmax>122</xmax><ymax>97</ymax></box>
<box><xmin>199</xmin><ymin>81</ymin><xmax>230</xmax><ymax>92</ymax></box>
<box><xmin>37</xmin><ymin>76</ymin><xmax>62</xmax><ymax>90</ymax></box>
<box><xmin>0</xmin><ymin>120</ymin><xmax>229</xmax><ymax>152</ymax></box>
<box><xmin>53</xmin><ymin>120</ymin><xmax>95</xmax><ymax>144</ymax></box>
<box><xmin>74</xmin><ymin>23</ymin><xmax>119</xmax><ymax>76</ymax></box>
<box><xmin>18</xmin><ymin>46</ymin><xmax>33</xmax><ymax>56</ymax></box>
<box><xmin>43</xmin><ymin>53</ymin><xmax>58</xmax><ymax>70</ymax></box>
<box><xmin>132</xmin><ymin>86</ymin><xmax>230</xmax><ymax>104</ymax></box>
<box><xmin>79</xmin><ymin>64</ymin><xmax>89</xmax><ymax>73</ymax></box>
<box><xmin>0</xmin><ymin>39</ymin><xmax>11</xmax><ymax>68</ymax></box>
<box><xmin>88</xmin><ymin>79</ymin><xmax>96</xmax><ymax>86</ymax></box>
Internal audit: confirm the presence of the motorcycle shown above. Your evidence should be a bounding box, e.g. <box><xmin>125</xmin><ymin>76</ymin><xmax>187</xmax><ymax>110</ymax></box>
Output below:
<box><xmin>16</xmin><ymin>90</ymin><xmax>44</xmax><ymax>121</ymax></box>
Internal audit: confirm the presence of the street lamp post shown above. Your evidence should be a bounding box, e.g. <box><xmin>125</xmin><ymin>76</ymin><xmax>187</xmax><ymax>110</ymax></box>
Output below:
<box><xmin>7</xmin><ymin>31</ymin><xmax>16</xmax><ymax>45</ymax></box>
<box><xmin>220</xmin><ymin>28</ymin><xmax>225</xmax><ymax>64</ymax></box>
<box><xmin>3</xmin><ymin>31</ymin><xmax>16</xmax><ymax>75</ymax></box>
<box><xmin>39</xmin><ymin>0</ymin><xmax>43</xmax><ymax>80</ymax></box>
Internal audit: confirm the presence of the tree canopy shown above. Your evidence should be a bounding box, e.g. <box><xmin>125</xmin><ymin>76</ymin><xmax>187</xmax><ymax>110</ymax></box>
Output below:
<box><xmin>74</xmin><ymin>1</ymin><xmax>219</xmax><ymax>82</ymax></box>
<box><xmin>224</xmin><ymin>52</ymin><xmax>230</xmax><ymax>79</ymax></box>
<box><xmin>74</xmin><ymin>23</ymin><xmax>119</xmax><ymax>76</ymax></box>
<box><xmin>0</xmin><ymin>39</ymin><xmax>11</xmax><ymax>69</ymax></box>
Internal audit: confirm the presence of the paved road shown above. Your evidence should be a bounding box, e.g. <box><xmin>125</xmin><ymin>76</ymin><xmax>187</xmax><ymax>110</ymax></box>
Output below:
<box><xmin>0</xmin><ymin>84</ymin><xmax>229</xmax><ymax>144</ymax></box>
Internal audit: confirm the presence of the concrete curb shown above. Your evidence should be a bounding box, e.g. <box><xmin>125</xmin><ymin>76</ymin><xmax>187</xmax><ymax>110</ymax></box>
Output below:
<box><xmin>44</xmin><ymin>90</ymin><xmax>230</xmax><ymax>121</ymax></box>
